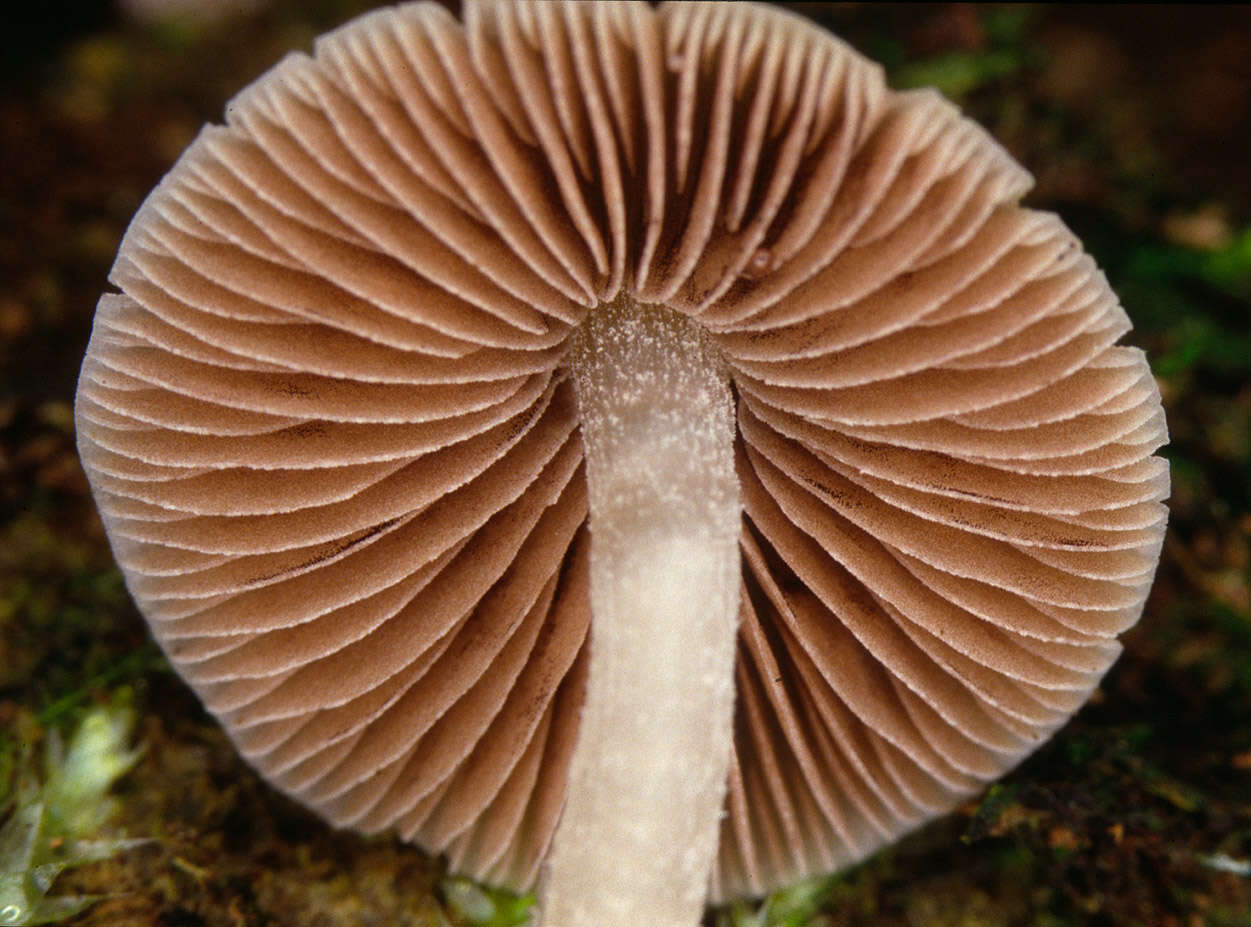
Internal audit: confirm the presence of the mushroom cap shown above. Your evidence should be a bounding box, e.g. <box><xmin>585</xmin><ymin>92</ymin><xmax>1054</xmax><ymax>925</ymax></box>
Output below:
<box><xmin>75</xmin><ymin>0</ymin><xmax>1169</xmax><ymax>902</ymax></box>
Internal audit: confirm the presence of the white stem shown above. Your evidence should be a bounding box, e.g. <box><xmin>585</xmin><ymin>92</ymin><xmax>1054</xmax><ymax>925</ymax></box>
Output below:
<box><xmin>540</xmin><ymin>300</ymin><xmax>741</xmax><ymax>927</ymax></box>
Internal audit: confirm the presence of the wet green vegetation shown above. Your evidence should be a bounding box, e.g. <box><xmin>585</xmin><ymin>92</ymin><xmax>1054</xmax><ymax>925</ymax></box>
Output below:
<box><xmin>1</xmin><ymin>3</ymin><xmax>1249</xmax><ymax>925</ymax></box>
<box><xmin>1</xmin><ymin>702</ymin><xmax>144</xmax><ymax>926</ymax></box>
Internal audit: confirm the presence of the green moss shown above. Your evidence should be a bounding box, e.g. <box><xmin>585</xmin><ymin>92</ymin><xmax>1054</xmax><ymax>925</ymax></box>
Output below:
<box><xmin>896</xmin><ymin>49</ymin><xmax>1022</xmax><ymax>100</ymax></box>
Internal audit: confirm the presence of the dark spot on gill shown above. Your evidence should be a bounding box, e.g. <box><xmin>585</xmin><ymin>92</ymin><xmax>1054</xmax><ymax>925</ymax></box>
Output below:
<box><xmin>280</xmin><ymin>382</ymin><xmax>316</xmax><ymax>399</ymax></box>
<box><xmin>244</xmin><ymin>516</ymin><xmax>402</xmax><ymax>585</ymax></box>
<box><xmin>290</xmin><ymin>422</ymin><xmax>328</xmax><ymax>439</ymax></box>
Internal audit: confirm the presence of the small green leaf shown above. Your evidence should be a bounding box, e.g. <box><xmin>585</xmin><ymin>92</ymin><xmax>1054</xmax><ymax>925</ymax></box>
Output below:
<box><xmin>441</xmin><ymin>876</ymin><xmax>534</xmax><ymax>927</ymax></box>
<box><xmin>0</xmin><ymin>704</ymin><xmax>141</xmax><ymax>925</ymax></box>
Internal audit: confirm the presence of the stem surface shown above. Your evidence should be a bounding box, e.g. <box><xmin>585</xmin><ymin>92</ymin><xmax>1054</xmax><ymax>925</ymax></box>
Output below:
<box><xmin>540</xmin><ymin>299</ymin><xmax>741</xmax><ymax>926</ymax></box>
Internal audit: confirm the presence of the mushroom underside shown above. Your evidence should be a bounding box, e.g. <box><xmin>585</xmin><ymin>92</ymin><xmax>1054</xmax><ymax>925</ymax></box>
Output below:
<box><xmin>75</xmin><ymin>1</ymin><xmax>1169</xmax><ymax>924</ymax></box>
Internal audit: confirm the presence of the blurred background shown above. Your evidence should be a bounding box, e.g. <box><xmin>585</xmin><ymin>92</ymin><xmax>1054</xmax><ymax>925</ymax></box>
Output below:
<box><xmin>1</xmin><ymin>3</ymin><xmax>1249</xmax><ymax>925</ymax></box>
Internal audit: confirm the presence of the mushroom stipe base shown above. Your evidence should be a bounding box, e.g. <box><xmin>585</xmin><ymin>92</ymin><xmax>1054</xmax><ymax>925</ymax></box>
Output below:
<box><xmin>553</xmin><ymin>300</ymin><xmax>741</xmax><ymax>926</ymax></box>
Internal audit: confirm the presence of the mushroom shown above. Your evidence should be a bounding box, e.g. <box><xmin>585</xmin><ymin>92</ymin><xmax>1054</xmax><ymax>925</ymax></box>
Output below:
<box><xmin>74</xmin><ymin>2</ymin><xmax>1169</xmax><ymax>925</ymax></box>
